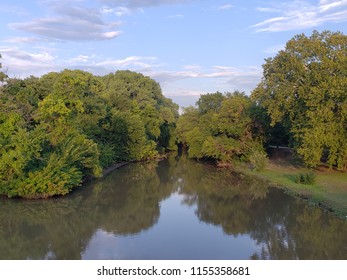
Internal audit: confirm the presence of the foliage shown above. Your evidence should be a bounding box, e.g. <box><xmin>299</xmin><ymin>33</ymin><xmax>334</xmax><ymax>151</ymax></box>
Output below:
<box><xmin>177</xmin><ymin>91</ymin><xmax>266</xmax><ymax>164</ymax></box>
<box><xmin>196</xmin><ymin>91</ymin><xmax>224</xmax><ymax>114</ymax></box>
<box><xmin>0</xmin><ymin>65</ymin><xmax>179</xmax><ymax>198</ymax></box>
<box><xmin>249</xmin><ymin>104</ymin><xmax>290</xmax><ymax>147</ymax></box>
<box><xmin>100</xmin><ymin>70</ymin><xmax>179</xmax><ymax>153</ymax></box>
<box><xmin>249</xmin><ymin>147</ymin><xmax>268</xmax><ymax>171</ymax></box>
<box><xmin>252</xmin><ymin>30</ymin><xmax>347</xmax><ymax>170</ymax></box>
<box><xmin>295</xmin><ymin>172</ymin><xmax>316</xmax><ymax>185</ymax></box>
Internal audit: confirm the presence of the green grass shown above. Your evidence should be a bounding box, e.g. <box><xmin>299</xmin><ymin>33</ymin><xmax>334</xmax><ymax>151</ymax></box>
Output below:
<box><xmin>239</xmin><ymin>159</ymin><xmax>347</xmax><ymax>219</ymax></box>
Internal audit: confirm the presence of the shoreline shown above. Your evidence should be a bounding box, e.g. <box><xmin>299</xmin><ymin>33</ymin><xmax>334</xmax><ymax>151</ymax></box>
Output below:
<box><xmin>102</xmin><ymin>161</ymin><xmax>132</xmax><ymax>176</ymax></box>
<box><xmin>101</xmin><ymin>154</ymin><xmax>168</xmax><ymax>177</ymax></box>
<box><xmin>236</xmin><ymin>161</ymin><xmax>347</xmax><ymax>220</ymax></box>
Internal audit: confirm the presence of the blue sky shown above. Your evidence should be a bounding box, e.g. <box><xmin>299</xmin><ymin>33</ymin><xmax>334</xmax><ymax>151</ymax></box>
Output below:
<box><xmin>1</xmin><ymin>0</ymin><xmax>347</xmax><ymax>107</ymax></box>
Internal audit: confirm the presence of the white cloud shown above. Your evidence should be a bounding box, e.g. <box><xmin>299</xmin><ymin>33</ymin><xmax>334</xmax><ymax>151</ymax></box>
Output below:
<box><xmin>165</xmin><ymin>89</ymin><xmax>203</xmax><ymax>97</ymax></box>
<box><xmin>4</xmin><ymin>37</ymin><xmax>41</xmax><ymax>44</ymax></box>
<box><xmin>158</xmin><ymin>65</ymin><xmax>262</xmax><ymax>107</ymax></box>
<box><xmin>208</xmin><ymin>66</ymin><xmax>262</xmax><ymax>91</ymax></box>
<box><xmin>100</xmin><ymin>6</ymin><xmax>132</xmax><ymax>16</ymax></box>
<box><xmin>0</xmin><ymin>46</ymin><xmax>56</xmax><ymax>77</ymax></box>
<box><xmin>102</xmin><ymin>31</ymin><xmax>123</xmax><ymax>38</ymax></box>
<box><xmin>148</xmin><ymin>65</ymin><xmax>262</xmax><ymax>95</ymax></box>
<box><xmin>99</xmin><ymin>0</ymin><xmax>195</xmax><ymax>9</ymax></box>
<box><xmin>205</xmin><ymin>66</ymin><xmax>243</xmax><ymax>78</ymax></box>
<box><xmin>256</xmin><ymin>7</ymin><xmax>280</xmax><ymax>13</ymax></box>
<box><xmin>66</xmin><ymin>55</ymin><xmax>91</xmax><ymax>63</ymax></box>
<box><xmin>8</xmin><ymin>2</ymin><xmax>122</xmax><ymax>41</ymax></box>
<box><xmin>225</xmin><ymin>69</ymin><xmax>262</xmax><ymax>89</ymax></box>
<box><xmin>149</xmin><ymin>70</ymin><xmax>199</xmax><ymax>83</ymax></box>
<box><xmin>319</xmin><ymin>0</ymin><xmax>347</xmax><ymax>12</ymax></box>
<box><xmin>218</xmin><ymin>4</ymin><xmax>233</xmax><ymax>10</ymax></box>
<box><xmin>95</xmin><ymin>56</ymin><xmax>157</xmax><ymax>69</ymax></box>
<box><xmin>168</xmin><ymin>14</ymin><xmax>184</xmax><ymax>19</ymax></box>
<box><xmin>252</xmin><ymin>0</ymin><xmax>347</xmax><ymax>32</ymax></box>
<box><xmin>265</xmin><ymin>44</ymin><xmax>285</xmax><ymax>54</ymax></box>
<box><xmin>0</xmin><ymin>45</ymin><xmax>262</xmax><ymax>106</ymax></box>
<box><xmin>51</xmin><ymin>3</ymin><xmax>105</xmax><ymax>24</ymax></box>
<box><xmin>100</xmin><ymin>7</ymin><xmax>114</xmax><ymax>14</ymax></box>
<box><xmin>183</xmin><ymin>64</ymin><xmax>202</xmax><ymax>71</ymax></box>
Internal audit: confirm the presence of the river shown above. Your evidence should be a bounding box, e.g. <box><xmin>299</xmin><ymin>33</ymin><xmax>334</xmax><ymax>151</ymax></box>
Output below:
<box><xmin>0</xmin><ymin>155</ymin><xmax>346</xmax><ymax>259</ymax></box>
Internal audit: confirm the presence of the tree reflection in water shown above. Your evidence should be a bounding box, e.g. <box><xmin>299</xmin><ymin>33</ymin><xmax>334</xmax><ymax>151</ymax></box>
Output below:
<box><xmin>0</xmin><ymin>155</ymin><xmax>346</xmax><ymax>259</ymax></box>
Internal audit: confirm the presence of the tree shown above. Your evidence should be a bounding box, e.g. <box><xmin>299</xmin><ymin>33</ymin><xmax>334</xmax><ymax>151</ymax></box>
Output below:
<box><xmin>101</xmin><ymin>70</ymin><xmax>179</xmax><ymax>153</ymax></box>
<box><xmin>196</xmin><ymin>91</ymin><xmax>224</xmax><ymax>114</ymax></box>
<box><xmin>0</xmin><ymin>67</ymin><xmax>179</xmax><ymax>198</ymax></box>
<box><xmin>252</xmin><ymin>30</ymin><xmax>347</xmax><ymax>170</ymax></box>
<box><xmin>177</xmin><ymin>91</ymin><xmax>266</xmax><ymax>165</ymax></box>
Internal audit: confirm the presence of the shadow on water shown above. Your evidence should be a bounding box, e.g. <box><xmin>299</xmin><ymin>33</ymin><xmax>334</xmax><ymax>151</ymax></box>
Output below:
<box><xmin>0</xmin><ymin>155</ymin><xmax>346</xmax><ymax>259</ymax></box>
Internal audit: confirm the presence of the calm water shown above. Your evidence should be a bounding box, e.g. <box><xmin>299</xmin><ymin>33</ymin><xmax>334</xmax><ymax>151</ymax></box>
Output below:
<box><xmin>0</xmin><ymin>155</ymin><xmax>346</xmax><ymax>260</ymax></box>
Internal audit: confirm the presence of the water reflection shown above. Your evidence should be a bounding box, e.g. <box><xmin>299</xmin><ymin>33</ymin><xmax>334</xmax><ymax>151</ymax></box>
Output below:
<box><xmin>0</xmin><ymin>155</ymin><xmax>346</xmax><ymax>259</ymax></box>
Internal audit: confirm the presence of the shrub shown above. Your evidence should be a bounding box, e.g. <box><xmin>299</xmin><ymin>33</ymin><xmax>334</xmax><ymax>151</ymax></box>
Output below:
<box><xmin>295</xmin><ymin>172</ymin><xmax>316</xmax><ymax>185</ymax></box>
<box><xmin>249</xmin><ymin>149</ymin><xmax>268</xmax><ymax>171</ymax></box>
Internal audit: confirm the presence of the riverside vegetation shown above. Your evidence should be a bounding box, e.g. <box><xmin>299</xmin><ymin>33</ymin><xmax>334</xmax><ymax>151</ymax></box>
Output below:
<box><xmin>0</xmin><ymin>69</ymin><xmax>178</xmax><ymax>198</ymax></box>
<box><xmin>0</xmin><ymin>30</ymin><xmax>346</xmax><ymax>216</ymax></box>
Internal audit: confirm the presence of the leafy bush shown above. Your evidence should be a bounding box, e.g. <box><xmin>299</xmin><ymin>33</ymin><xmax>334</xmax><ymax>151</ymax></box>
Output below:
<box><xmin>249</xmin><ymin>149</ymin><xmax>268</xmax><ymax>171</ymax></box>
<box><xmin>295</xmin><ymin>172</ymin><xmax>316</xmax><ymax>185</ymax></box>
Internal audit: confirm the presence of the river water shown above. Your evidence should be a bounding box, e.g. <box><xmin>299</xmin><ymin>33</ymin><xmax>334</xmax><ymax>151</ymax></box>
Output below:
<box><xmin>0</xmin><ymin>155</ymin><xmax>346</xmax><ymax>259</ymax></box>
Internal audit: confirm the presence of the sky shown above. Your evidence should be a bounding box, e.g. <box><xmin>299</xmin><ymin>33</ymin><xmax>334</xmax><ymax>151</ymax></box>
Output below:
<box><xmin>0</xmin><ymin>0</ymin><xmax>347</xmax><ymax>108</ymax></box>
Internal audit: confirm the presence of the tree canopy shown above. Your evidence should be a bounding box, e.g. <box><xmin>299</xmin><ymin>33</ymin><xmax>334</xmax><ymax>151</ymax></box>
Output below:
<box><xmin>252</xmin><ymin>30</ymin><xmax>347</xmax><ymax>170</ymax></box>
<box><xmin>177</xmin><ymin>91</ymin><xmax>267</xmax><ymax>167</ymax></box>
<box><xmin>0</xmin><ymin>68</ymin><xmax>178</xmax><ymax>198</ymax></box>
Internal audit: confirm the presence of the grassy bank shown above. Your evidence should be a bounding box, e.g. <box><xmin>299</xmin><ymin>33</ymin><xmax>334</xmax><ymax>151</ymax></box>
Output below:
<box><xmin>240</xmin><ymin>148</ymin><xmax>347</xmax><ymax>219</ymax></box>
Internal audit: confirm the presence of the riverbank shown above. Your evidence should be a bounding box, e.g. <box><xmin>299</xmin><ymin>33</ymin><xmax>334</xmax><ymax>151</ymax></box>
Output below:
<box><xmin>98</xmin><ymin>151</ymin><xmax>347</xmax><ymax>219</ymax></box>
<box><xmin>102</xmin><ymin>162</ymin><xmax>131</xmax><ymax>176</ymax></box>
<box><xmin>239</xmin><ymin>148</ymin><xmax>347</xmax><ymax>219</ymax></box>
<box><xmin>101</xmin><ymin>154</ymin><xmax>168</xmax><ymax>177</ymax></box>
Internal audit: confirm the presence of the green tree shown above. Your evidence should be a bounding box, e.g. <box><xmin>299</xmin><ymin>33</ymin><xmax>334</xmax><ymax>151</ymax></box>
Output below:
<box><xmin>0</xmin><ymin>67</ymin><xmax>179</xmax><ymax>198</ymax></box>
<box><xmin>196</xmin><ymin>91</ymin><xmax>224</xmax><ymax>114</ymax></box>
<box><xmin>176</xmin><ymin>106</ymin><xmax>200</xmax><ymax>145</ymax></box>
<box><xmin>252</xmin><ymin>30</ymin><xmax>347</xmax><ymax>170</ymax></box>
<box><xmin>177</xmin><ymin>91</ymin><xmax>265</xmax><ymax>165</ymax></box>
<box><xmin>0</xmin><ymin>70</ymin><xmax>104</xmax><ymax>197</ymax></box>
<box><xmin>46</xmin><ymin>70</ymin><xmax>107</xmax><ymax>136</ymax></box>
<box><xmin>101</xmin><ymin>70</ymin><xmax>178</xmax><ymax>154</ymax></box>
<box><xmin>0</xmin><ymin>108</ymin><xmax>101</xmax><ymax>198</ymax></box>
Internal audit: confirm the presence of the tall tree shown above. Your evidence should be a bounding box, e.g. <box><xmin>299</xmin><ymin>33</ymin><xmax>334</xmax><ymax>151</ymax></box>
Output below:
<box><xmin>196</xmin><ymin>91</ymin><xmax>224</xmax><ymax>114</ymax></box>
<box><xmin>101</xmin><ymin>70</ymin><xmax>178</xmax><ymax>154</ymax></box>
<box><xmin>252</xmin><ymin>30</ymin><xmax>347</xmax><ymax>170</ymax></box>
<box><xmin>177</xmin><ymin>91</ymin><xmax>266</xmax><ymax>165</ymax></box>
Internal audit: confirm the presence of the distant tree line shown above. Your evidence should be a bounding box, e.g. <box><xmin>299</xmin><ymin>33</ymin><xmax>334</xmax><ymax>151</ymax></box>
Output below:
<box><xmin>0</xmin><ymin>30</ymin><xmax>346</xmax><ymax>198</ymax></box>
